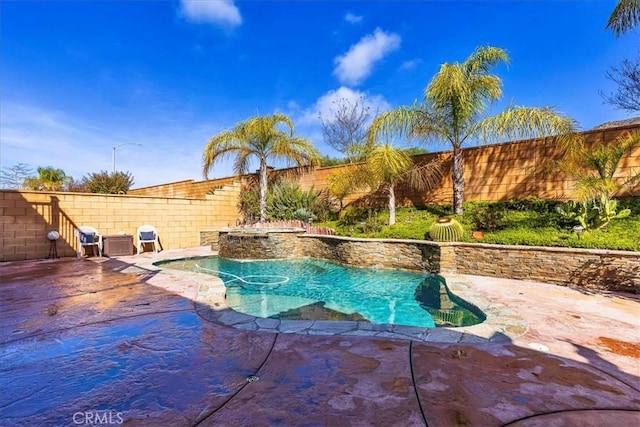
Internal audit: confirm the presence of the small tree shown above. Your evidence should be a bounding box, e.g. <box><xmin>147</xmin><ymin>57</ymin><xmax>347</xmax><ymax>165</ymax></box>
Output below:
<box><xmin>327</xmin><ymin>167</ymin><xmax>361</xmax><ymax>212</ymax></box>
<box><xmin>558</xmin><ymin>131</ymin><xmax>640</xmax><ymax>201</ymax></box>
<box><xmin>203</xmin><ymin>113</ymin><xmax>320</xmax><ymax>222</ymax></box>
<box><xmin>23</xmin><ymin>166</ymin><xmax>71</xmax><ymax>191</ymax></box>
<box><xmin>319</xmin><ymin>97</ymin><xmax>372</xmax><ymax>163</ymax></box>
<box><xmin>604</xmin><ymin>1</ymin><xmax>640</xmax><ymax>113</ymax></box>
<box><xmin>0</xmin><ymin>163</ymin><xmax>34</xmax><ymax>189</ymax></box>
<box><xmin>334</xmin><ymin>142</ymin><xmax>442</xmax><ymax>226</ymax></box>
<box><xmin>555</xmin><ymin>131</ymin><xmax>639</xmax><ymax>230</ymax></box>
<box><xmin>82</xmin><ymin>171</ymin><xmax>134</xmax><ymax>194</ymax></box>
<box><xmin>602</xmin><ymin>57</ymin><xmax>640</xmax><ymax>113</ymax></box>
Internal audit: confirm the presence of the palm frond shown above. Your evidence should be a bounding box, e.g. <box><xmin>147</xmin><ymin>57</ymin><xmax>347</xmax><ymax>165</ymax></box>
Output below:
<box><xmin>557</xmin><ymin>130</ymin><xmax>640</xmax><ymax>200</ymax></box>
<box><xmin>233</xmin><ymin>148</ymin><xmax>254</xmax><ymax>176</ymax></box>
<box><xmin>327</xmin><ymin>164</ymin><xmax>373</xmax><ymax>198</ymax></box>
<box><xmin>367</xmin><ymin>104</ymin><xmax>433</xmax><ymax>144</ymax></box>
<box><xmin>368</xmin><ymin>143</ymin><xmax>412</xmax><ymax>184</ymax></box>
<box><xmin>464</xmin><ymin>45</ymin><xmax>509</xmax><ymax>75</ymax></box>
<box><xmin>202</xmin><ymin>132</ymin><xmax>251</xmax><ymax>178</ymax></box>
<box><xmin>476</xmin><ymin>106</ymin><xmax>578</xmax><ymax>144</ymax></box>
<box><xmin>400</xmin><ymin>158</ymin><xmax>444</xmax><ymax>192</ymax></box>
<box><xmin>606</xmin><ymin>0</ymin><xmax>640</xmax><ymax>36</ymax></box>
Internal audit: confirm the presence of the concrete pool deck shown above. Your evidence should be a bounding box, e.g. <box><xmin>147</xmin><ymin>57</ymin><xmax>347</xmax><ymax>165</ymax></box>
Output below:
<box><xmin>1</xmin><ymin>246</ymin><xmax>639</xmax><ymax>426</ymax></box>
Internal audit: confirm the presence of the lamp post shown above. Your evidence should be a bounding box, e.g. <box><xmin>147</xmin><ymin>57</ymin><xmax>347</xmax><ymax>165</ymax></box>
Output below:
<box><xmin>112</xmin><ymin>143</ymin><xmax>142</xmax><ymax>173</ymax></box>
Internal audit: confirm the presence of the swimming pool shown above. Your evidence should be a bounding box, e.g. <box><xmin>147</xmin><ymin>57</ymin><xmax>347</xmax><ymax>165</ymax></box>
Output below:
<box><xmin>158</xmin><ymin>256</ymin><xmax>484</xmax><ymax>328</ymax></box>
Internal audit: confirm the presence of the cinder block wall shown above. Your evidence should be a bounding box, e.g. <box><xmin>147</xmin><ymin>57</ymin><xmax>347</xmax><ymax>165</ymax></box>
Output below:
<box><xmin>0</xmin><ymin>186</ymin><xmax>242</xmax><ymax>261</ymax></box>
<box><xmin>131</xmin><ymin>125</ymin><xmax>639</xmax><ymax>203</ymax></box>
<box><xmin>128</xmin><ymin>176</ymin><xmax>239</xmax><ymax>198</ymax></box>
<box><xmin>294</xmin><ymin>126</ymin><xmax>640</xmax><ymax>206</ymax></box>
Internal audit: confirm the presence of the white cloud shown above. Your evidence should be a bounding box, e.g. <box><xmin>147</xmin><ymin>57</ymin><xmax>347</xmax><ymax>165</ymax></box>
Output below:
<box><xmin>292</xmin><ymin>87</ymin><xmax>391</xmax><ymax>156</ymax></box>
<box><xmin>179</xmin><ymin>0</ymin><xmax>242</xmax><ymax>27</ymax></box>
<box><xmin>334</xmin><ymin>28</ymin><xmax>401</xmax><ymax>86</ymax></box>
<box><xmin>297</xmin><ymin>87</ymin><xmax>390</xmax><ymax>134</ymax></box>
<box><xmin>345</xmin><ymin>13</ymin><xmax>363</xmax><ymax>24</ymax></box>
<box><xmin>400</xmin><ymin>59</ymin><xmax>421</xmax><ymax>71</ymax></box>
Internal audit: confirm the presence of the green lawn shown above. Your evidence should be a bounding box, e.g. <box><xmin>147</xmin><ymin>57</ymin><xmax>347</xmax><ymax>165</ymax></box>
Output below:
<box><xmin>317</xmin><ymin>197</ymin><xmax>640</xmax><ymax>252</ymax></box>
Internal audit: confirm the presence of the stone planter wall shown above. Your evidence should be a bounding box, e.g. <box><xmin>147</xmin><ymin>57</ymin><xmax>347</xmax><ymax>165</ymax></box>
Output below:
<box><xmin>199</xmin><ymin>231</ymin><xmax>220</xmax><ymax>250</ymax></box>
<box><xmin>453</xmin><ymin>244</ymin><xmax>640</xmax><ymax>294</ymax></box>
<box><xmin>217</xmin><ymin>230</ymin><xmax>640</xmax><ymax>293</ymax></box>
<box><xmin>297</xmin><ymin>236</ymin><xmax>439</xmax><ymax>272</ymax></box>
<box><xmin>218</xmin><ymin>230</ymin><xmax>305</xmax><ymax>260</ymax></box>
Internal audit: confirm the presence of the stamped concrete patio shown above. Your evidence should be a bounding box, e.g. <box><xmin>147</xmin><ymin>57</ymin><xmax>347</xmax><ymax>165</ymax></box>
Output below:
<box><xmin>1</xmin><ymin>247</ymin><xmax>639</xmax><ymax>426</ymax></box>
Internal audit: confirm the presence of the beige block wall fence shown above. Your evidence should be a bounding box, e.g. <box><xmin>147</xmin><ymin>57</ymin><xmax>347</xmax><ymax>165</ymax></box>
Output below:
<box><xmin>0</xmin><ymin>181</ymin><xmax>243</xmax><ymax>261</ymax></box>
<box><xmin>2</xmin><ymin>124</ymin><xmax>639</xmax><ymax>262</ymax></box>
<box><xmin>129</xmin><ymin>124</ymin><xmax>640</xmax><ymax>202</ymax></box>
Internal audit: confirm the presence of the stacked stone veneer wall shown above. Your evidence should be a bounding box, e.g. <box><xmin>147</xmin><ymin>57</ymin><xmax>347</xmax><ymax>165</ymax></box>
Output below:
<box><xmin>453</xmin><ymin>244</ymin><xmax>640</xmax><ymax>293</ymax></box>
<box><xmin>132</xmin><ymin>124</ymin><xmax>640</xmax><ymax>204</ymax></box>
<box><xmin>1</xmin><ymin>189</ymin><xmax>242</xmax><ymax>261</ymax></box>
<box><xmin>217</xmin><ymin>232</ymin><xmax>639</xmax><ymax>293</ymax></box>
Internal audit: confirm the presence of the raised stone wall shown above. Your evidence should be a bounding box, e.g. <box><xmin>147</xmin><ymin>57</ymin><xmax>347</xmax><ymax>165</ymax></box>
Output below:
<box><xmin>218</xmin><ymin>230</ymin><xmax>306</xmax><ymax>260</ymax></box>
<box><xmin>297</xmin><ymin>236</ymin><xmax>441</xmax><ymax>272</ymax></box>
<box><xmin>453</xmin><ymin>244</ymin><xmax>640</xmax><ymax>293</ymax></box>
<box><xmin>199</xmin><ymin>231</ymin><xmax>220</xmax><ymax>249</ymax></box>
<box><xmin>216</xmin><ymin>231</ymin><xmax>640</xmax><ymax>293</ymax></box>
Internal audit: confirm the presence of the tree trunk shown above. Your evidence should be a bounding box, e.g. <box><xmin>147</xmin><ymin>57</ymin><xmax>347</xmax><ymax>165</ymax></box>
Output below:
<box><xmin>452</xmin><ymin>144</ymin><xmax>464</xmax><ymax>215</ymax></box>
<box><xmin>388</xmin><ymin>184</ymin><xmax>396</xmax><ymax>226</ymax></box>
<box><xmin>259</xmin><ymin>159</ymin><xmax>268</xmax><ymax>223</ymax></box>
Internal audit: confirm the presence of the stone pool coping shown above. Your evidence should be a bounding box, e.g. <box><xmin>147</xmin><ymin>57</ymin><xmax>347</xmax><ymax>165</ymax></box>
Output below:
<box><xmin>135</xmin><ymin>251</ymin><xmax>528</xmax><ymax>344</ymax></box>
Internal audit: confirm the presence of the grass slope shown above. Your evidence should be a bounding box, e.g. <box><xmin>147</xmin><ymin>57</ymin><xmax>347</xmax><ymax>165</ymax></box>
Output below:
<box><xmin>318</xmin><ymin>197</ymin><xmax>640</xmax><ymax>252</ymax></box>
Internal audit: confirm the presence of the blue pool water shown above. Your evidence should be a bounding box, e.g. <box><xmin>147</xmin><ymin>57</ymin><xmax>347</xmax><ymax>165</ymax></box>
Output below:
<box><xmin>158</xmin><ymin>257</ymin><xmax>484</xmax><ymax>328</ymax></box>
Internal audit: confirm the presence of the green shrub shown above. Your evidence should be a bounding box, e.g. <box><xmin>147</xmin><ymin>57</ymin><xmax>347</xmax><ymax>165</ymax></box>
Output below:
<box><xmin>618</xmin><ymin>196</ymin><xmax>640</xmax><ymax>213</ymax></box>
<box><xmin>314</xmin><ymin>199</ymin><xmax>639</xmax><ymax>251</ymax></box>
<box><xmin>339</xmin><ymin>206</ymin><xmax>374</xmax><ymax>226</ymax></box>
<box><xmin>556</xmin><ymin>196</ymin><xmax>631</xmax><ymax>230</ymax></box>
<box><xmin>237</xmin><ymin>185</ymin><xmax>260</xmax><ymax>224</ymax></box>
<box><xmin>501</xmin><ymin>197</ymin><xmax>561</xmax><ymax>213</ymax></box>
<box><xmin>238</xmin><ymin>179</ymin><xmax>331</xmax><ymax>223</ymax></box>
<box><xmin>82</xmin><ymin>171</ymin><xmax>134</xmax><ymax>194</ymax></box>
<box><xmin>356</xmin><ymin>216</ymin><xmax>385</xmax><ymax>234</ymax></box>
<box><xmin>472</xmin><ymin>206</ymin><xmax>506</xmax><ymax>231</ymax></box>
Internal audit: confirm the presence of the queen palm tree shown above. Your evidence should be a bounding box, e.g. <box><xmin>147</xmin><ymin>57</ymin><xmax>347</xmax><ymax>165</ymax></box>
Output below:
<box><xmin>607</xmin><ymin>0</ymin><xmax>640</xmax><ymax>36</ymax></box>
<box><xmin>202</xmin><ymin>113</ymin><xmax>320</xmax><ymax>222</ymax></box>
<box><xmin>334</xmin><ymin>143</ymin><xmax>442</xmax><ymax>225</ymax></box>
<box><xmin>367</xmin><ymin>144</ymin><xmax>442</xmax><ymax>225</ymax></box>
<box><xmin>368</xmin><ymin>45</ymin><xmax>577</xmax><ymax>215</ymax></box>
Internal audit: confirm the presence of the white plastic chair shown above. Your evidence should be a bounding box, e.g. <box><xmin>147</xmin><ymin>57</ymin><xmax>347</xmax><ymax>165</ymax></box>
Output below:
<box><xmin>137</xmin><ymin>224</ymin><xmax>159</xmax><ymax>254</ymax></box>
<box><xmin>75</xmin><ymin>226</ymin><xmax>103</xmax><ymax>258</ymax></box>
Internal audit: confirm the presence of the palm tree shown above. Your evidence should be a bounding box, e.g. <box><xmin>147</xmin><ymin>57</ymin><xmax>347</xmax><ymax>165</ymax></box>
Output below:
<box><xmin>369</xmin><ymin>144</ymin><xmax>442</xmax><ymax>225</ymax></box>
<box><xmin>202</xmin><ymin>113</ymin><xmax>320</xmax><ymax>222</ymax></box>
<box><xmin>558</xmin><ymin>131</ymin><xmax>640</xmax><ymax>201</ymax></box>
<box><xmin>607</xmin><ymin>0</ymin><xmax>640</xmax><ymax>36</ymax></box>
<box><xmin>23</xmin><ymin>166</ymin><xmax>70</xmax><ymax>191</ymax></box>
<box><xmin>368</xmin><ymin>45</ymin><xmax>577</xmax><ymax>215</ymax></box>
<box><xmin>336</xmin><ymin>144</ymin><xmax>442</xmax><ymax>225</ymax></box>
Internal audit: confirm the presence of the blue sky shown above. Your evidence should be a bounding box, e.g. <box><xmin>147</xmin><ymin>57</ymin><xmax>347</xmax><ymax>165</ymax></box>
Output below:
<box><xmin>1</xmin><ymin>0</ymin><xmax>636</xmax><ymax>188</ymax></box>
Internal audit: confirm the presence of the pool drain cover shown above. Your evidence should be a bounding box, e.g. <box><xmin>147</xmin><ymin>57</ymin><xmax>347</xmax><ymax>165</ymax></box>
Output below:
<box><xmin>246</xmin><ymin>375</ymin><xmax>259</xmax><ymax>383</ymax></box>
